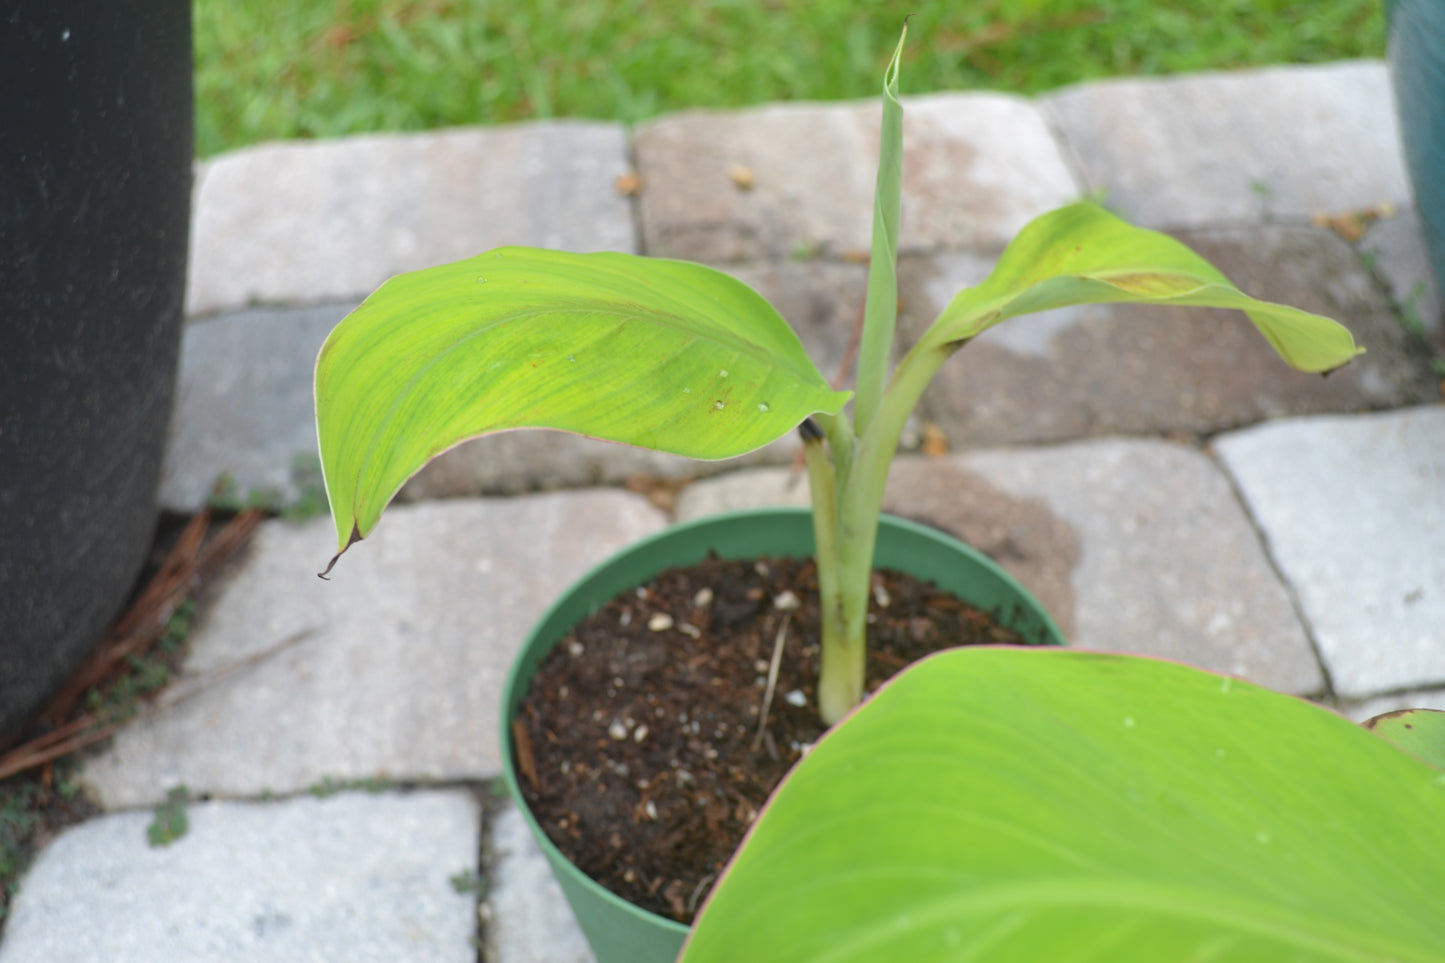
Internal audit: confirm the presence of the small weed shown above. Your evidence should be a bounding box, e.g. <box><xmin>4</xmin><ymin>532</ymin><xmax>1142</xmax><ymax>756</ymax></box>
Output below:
<box><xmin>449</xmin><ymin>868</ymin><xmax>488</xmax><ymax>897</ymax></box>
<box><xmin>788</xmin><ymin>240</ymin><xmax>824</xmax><ymax>262</ymax></box>
<box><xmin>207</xmin><ymin>473</ymin><xmax>285</xmax><ymax>514</ymax></box>
<box><xmin>308</xmin><ymin>775</ymin><xmax>392</xmax><ymax>798</ymax></box>
<box><xmin>1398</xmin><ymin>280</ymin><xmax>1428</xmax><ymax>338</ymax></box>
<box><xmin>282</xmin><ymin>452</ymin><xmax>329</xmax><ymax>522</ymax></box>
<box><xmin>81</xmin><ymin>602</ymin><xmax>196</xmax><ymax>727</ymax></box>
<box><xmin>206</xmin><ymin>454</ymin><xmax>329</xmax><ymax>522</ymax></box>
<box><xmin>146</xmin><ymin>786</ymin><xmax>190</xmax><ymax>847</ymax></box>
<box><xmin>0</xmin><ymin>758</ymin><xmax>98</xmax><ymax>929</ymax></box>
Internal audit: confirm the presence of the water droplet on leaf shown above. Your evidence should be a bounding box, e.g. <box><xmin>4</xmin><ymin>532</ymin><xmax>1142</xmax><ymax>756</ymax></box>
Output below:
<box><xmin>757</xmin><ymin>402</ymin><xmax>770</xmax><ymax>413</ymax></box>
<box><xmin>713</xmin><ymin>400</ymin><xmax>725</xmax><ymax>410</ymax></box>
<box><xmin>719</xmin><ymin>369</ymin><xmax>729</xmax><ymax>378</ymax></box>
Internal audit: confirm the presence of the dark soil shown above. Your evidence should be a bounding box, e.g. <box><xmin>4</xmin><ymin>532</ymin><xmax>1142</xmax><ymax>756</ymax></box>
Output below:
<box><xmin>514</xmin><ymin>553</ymin><xmax>1028</xmax><ymax>924</ymax></box>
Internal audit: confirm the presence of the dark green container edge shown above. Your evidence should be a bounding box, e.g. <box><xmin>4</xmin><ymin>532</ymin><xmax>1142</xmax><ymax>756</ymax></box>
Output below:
<box><xmin>1387</xmin><ymin>0</ymin><xmax>1445</xmax><ymax>295</ymax></box>
<box><xmin>498</xmin><ymin>508</ymin><xmax>1067</xmax><ymax>962</ymax></box>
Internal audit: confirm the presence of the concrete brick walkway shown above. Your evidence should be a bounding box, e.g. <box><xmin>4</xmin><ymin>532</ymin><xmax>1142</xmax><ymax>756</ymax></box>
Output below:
<box><xmin>3</xmin><ymin>61</ymin><xmax>1442</xmax><ymax>963</ymax></box>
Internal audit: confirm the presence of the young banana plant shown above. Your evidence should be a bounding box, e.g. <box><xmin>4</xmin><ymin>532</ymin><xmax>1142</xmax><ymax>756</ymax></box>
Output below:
<box><xmin>314</xmin><ymin>24</ymin><xmax>1361</xmax><ymax>725</ymax></box>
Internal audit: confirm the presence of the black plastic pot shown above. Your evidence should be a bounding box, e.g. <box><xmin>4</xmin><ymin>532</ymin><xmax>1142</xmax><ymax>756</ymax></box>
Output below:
<box><xmin>1388</xmin><ymin>0</ymin><xmax>1445</xmax><ymax>293</ymax></box>
<box><xmin>0</xmin><ymin>2</ymin><xmax>193</xmax><ymax>739</ymax></box>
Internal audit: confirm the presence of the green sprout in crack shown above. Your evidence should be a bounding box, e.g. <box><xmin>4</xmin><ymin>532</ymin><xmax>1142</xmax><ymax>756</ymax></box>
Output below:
<box><xmin>146</xmin><ymin>786</ymin><xmax>190</xmax><ymax>847</ymax></box>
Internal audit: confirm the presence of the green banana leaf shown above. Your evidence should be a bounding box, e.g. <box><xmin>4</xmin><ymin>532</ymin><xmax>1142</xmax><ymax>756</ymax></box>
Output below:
<box><xmin>1365</xmin><ymin>708</ymin><xmax>1445</xmax><ymax>771</ymax></box>
<box><xmin>681</xmin><ymin>648</ymin><xmax>1445</xmax><ymax>962</ymax></box>
<box><xmin>919</xmin><ymin>202</ymin><xmax>1363</xmax><ymax>374</ymax></box>
<box><xmin>314</xmin><ymin>248</ymin><xmax>847</xmax><ymax>558</ymax></box>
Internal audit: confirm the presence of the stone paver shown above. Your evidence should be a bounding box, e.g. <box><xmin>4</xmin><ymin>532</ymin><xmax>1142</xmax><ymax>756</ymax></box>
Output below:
<box><xmin>1339</xmin><ymin>688</ymin><xmax>1445</xmax><ymax>724</ymax></box>
<box><xmin>634</xmin><ymin>92</ymin><xmax>1077</xmax><ymax>262</ymax></box>
<box><xmin>1362</xmin><ymin>209</ymin><xmax>1445</xmax><ymax>351</ymax></box>
<box><xmin>80</xmin><ymin>493</ymin><xmax>667</xmax><ymax>809</ymax></box>
<box><xmin>1042</xmin><ymin>62</ymin><xmax>1411</xmax><ymax>230</ymax></box>
<box><xmin>677</xmin><ymin>440</ymin><xmax>1323</xmax><ymax>695</ymax></box>
<box><xmin>0</xmin><ymin>790</ymin><xmax>479</xmax><ymax>963</ymax></box>
<box><xmin>898</xmin><ymin>225</ymin><xmax>1438</xmax><ymax>447</ymax></box>
<box><xmin>1214</xmin><ymin>405</ymin><xmax>1445</xmax><ymax>698</ymax></box>
<box><xmin>486</xmin><ymin>804</ymin><xmax>594</xmax><ymax>963</ymax></box>
<box><xmin>161</xmin><ymin>302</ymin><xmax>353</xmax><ymax>512</ymax></box>
<box><xmin>186</xmin><ymin>122</ymin><xmax>635</xmax><ymax>317</ymax></box>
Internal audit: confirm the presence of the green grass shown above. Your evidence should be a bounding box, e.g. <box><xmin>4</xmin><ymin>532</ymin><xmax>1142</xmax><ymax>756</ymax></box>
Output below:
<box><xmin>194</xmin><ymin>0</ymin><xmax>1384</xmax><ymax>157</ymax></box>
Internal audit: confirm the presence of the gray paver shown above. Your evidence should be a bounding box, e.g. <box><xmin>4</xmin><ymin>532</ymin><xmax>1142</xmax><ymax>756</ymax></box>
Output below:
<box><xmin>634</xmin><ymin>92</ymin><xmax>1077</xmax><ymax>262</ymax></box>
<box><xmin>677</xmin><ymin>440</ymin><xmax>1321</xmax><ymax>694</ymax></box>
<box><xmin>674</xmin><ymin>457</ymin><xmax>1082</xmax><ymax>640</ymax></box>
<box><xmin>1362</xmin><ymin>209</ymin><xmax>1445</xmax><ymax>351</ymax></box>
<box><xmin>898</xmin><ymin>225</ymin><xmax>1438</xmax><ymax>446</ymax></box>
<box><xmin>186</xmin><ymin>122</ymin><xmax>635</xmax><ymax>317</ymax></box>
<box><xmin>1214</xmin><ymin>405</ymin><xmax>1445</xmax><ymax>698</ymax></box>
<box><xmin>81</xmin><ymin>493</ymin><xmax>667</xmax><ymax>809</ymax></box>
<box><xmin>958</xmin><ymin>441</ymin><xmax>1322</xmax><ymax>693</ymax></box>
<box><xmin>0</xmin><ymin>790</ymin><xmax>479</xmax><ymax>963</ymax></box>
<box><xmin>161</xmin><ymin>302</ymin><xmax>353</xmax><ymax>512</ymax></box>
<box><xmin>1042</xmin><ymin>62</ymin><xmax>1410</xmax><ymax>230</ymax></box>
<box><xmin>485</xmin><ymin>804</ymin><xmax>594</xmax><ymax>963</ymax></box>
<box><xmin>1338</xmin><ymin>688</ymin><xmax>1445</xmax><ymax>724</ymax></box>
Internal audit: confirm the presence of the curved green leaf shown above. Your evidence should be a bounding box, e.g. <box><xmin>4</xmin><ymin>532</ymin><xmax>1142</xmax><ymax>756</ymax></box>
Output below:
<box><xmin>314</xmin><ymin>247</ymin><xmax>846</xmax><ymax>556</ymax></box>
<box><xmin>682</xmin><ymin>649</ymin><xmax>1445</xmax><ymax>962</ymax></box>
<box><xmin>1364</xmin><ymin>708</ymin><xmax>1445</xmax><ymax>771</ymax></box>
<box><xmin>921</xmin><ymin>202</ymin><xmax>1363</xmax><ymax>373</ymax></box>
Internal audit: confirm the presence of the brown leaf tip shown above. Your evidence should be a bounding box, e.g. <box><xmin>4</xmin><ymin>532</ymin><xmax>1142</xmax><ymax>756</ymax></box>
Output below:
<box><xmin>317</xmin><ymin>522</ymin><xmax>363</xmax><ymax>580</ymax></box>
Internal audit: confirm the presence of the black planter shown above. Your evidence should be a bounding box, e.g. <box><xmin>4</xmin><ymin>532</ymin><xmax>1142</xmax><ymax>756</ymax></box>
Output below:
<box><xmin>0</xmin><ymin>2</ymin><xmax>193</xmax><ymax>739</ymax></box>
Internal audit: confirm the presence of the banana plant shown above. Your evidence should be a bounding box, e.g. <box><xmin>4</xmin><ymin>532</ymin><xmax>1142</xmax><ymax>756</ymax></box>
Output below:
<box><xmin>678</xmin><ymin>648</ymin><xmax>1445</xmax><ymax>961</ymax></box>
<box><xmin>313</xmin><ymin>24</ymin><xmax>1361</xmax><ymax>725</ymax></box>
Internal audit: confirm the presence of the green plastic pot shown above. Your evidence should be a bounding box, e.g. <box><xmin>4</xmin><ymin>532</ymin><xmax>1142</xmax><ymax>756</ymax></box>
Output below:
<box><xmin>498</xmin><ymin>507</ymin><xmax>1066</xmax><ymax>963</ymax></box>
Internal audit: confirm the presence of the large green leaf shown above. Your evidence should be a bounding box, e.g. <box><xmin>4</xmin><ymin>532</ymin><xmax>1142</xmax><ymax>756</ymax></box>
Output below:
<box><xmin>1364</xmin><ymin>708</ymin><xmax>1445</xmax><ymax>771</ymax></box>
<box><xmin>682</xmin><ymin>648</ymin><xmax>1445</xmax><ymax>962</ymax></box>
<box><xmin>314</xmin><ymin>248</ymin><xmax>846</xmax><ymax>556</ymax></box>
<box><xmin>920</xmin><ymin>202</ymin><xmax>1362</xmax><ymax>373</ymax></box>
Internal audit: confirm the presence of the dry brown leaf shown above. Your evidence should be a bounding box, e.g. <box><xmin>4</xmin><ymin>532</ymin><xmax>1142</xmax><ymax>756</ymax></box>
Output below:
<box><xmin>728</xmin><ymin>164</ymin><xmax>755</xmax><ymax>191</ymax></box>
<box><xmin>921</xmin><ymin>422</ymin><xmax>949</xmax><ymax>457</ymax></box>
<box><xmin>614</xmin><ymin>171</ymin><xmax>643</xmax><ymax>196</ymax></box>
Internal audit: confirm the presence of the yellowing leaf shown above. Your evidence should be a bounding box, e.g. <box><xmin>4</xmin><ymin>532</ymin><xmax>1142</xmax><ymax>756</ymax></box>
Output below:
<box><xmin>315</xmin><ymin>248</ymin><xmax>846</xmax><ymax>558</ymax></box>
<box><xmin>924</xmin><ymin>203</ymin><xmax>1363</xmax><ymax>373</ymax></box>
